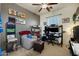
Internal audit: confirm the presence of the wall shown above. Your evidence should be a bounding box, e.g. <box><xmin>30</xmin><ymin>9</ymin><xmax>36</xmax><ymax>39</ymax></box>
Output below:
<box><xmin>0</xmin><ymin>3</ymin><xmax>40</xmax><ymax>49</ymax></box>
<box><xmin>40</xmin><ymin>3</ymin><xmax>79</xmax><ymax>45</ymax></box>
<box><xmin>0</xmin><ymin>4</ymin><xmax>2</xmax><ymax>48</ymax></box>
<box><xmin>0</xmin><ymin>4</ymin><xmax>1</xmax><ymax>14</ymax></box>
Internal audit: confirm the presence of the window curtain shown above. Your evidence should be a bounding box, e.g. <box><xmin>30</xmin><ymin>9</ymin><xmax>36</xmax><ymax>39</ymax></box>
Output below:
<box><xmin>47</xmin><ymin>15</ymin><xmax>62</xmax><ymax>26</ymax></box>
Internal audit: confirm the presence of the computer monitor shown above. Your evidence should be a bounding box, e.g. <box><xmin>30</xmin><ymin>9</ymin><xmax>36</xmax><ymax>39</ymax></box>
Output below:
<box><xmin>48</xmin><ymin>27</ymin><xmax>59</xmax><ymax>32</ymax></box>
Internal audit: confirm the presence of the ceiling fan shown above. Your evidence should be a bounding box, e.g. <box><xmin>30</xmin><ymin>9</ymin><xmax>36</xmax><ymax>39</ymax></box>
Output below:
<box><xmin>32</xmin><ymin>3</ymin><xmax>58</xmax><ymax>12</ymax></box>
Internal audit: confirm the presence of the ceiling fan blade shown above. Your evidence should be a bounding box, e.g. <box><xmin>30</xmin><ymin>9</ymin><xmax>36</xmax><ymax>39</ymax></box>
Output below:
<box><xmin>49</xmin><ymin>6</ymin><xmax>53</xmax><ymax>9</ymax></box>
<box><xmin>32</xmin><ymin>4</ymin><xmax>41</xmax><ymax>5</ymax></box>
<box><xmin>39</xmin><ymin>8</ymin><xmax>42</xmax><ymax>12</ymax></box>
<box><xmin>46</xmin><ymin>7</ymin><xmax>50</xmax><ymax>12</ymax></box>
<box><xmin>47</xmin><ymin>3</ymin><xmax>58</xmax><ymax>5</ymax></box>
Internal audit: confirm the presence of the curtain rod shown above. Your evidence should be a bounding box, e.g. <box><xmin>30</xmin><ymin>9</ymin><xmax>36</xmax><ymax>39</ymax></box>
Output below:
<box><xmin>46</xmin><ymin>14</ymin><xmax>62</xmax><ymax>18</ymax></box>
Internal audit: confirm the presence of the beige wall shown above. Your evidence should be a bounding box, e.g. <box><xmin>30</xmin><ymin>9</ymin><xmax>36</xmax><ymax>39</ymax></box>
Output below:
<box><xmin>0</xmin><ymin>4</ymin><xmax>1</xmax><ymax>14</ymax></box>
<box><xmin>40</xmin><ymin>3</ymin><xmax>79</xmax><ymax>45</ymax></box>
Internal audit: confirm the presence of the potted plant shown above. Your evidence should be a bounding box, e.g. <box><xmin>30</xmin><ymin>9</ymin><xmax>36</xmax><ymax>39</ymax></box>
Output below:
<box><xmin>73</xmin><ymin>13</ymin><xmax>77</xmax><ymax>24</ymax></box>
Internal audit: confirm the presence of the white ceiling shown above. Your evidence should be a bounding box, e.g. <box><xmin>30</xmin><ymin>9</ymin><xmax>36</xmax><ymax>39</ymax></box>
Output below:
<box><xmin>16</xmin><ymin>3</ymin><xmax>78</xmax><ymax>15</ymax></box>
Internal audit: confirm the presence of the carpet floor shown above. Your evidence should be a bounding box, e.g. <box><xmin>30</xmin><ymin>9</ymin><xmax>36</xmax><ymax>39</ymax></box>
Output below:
<box><xmin>8</xmin><ymin>42</ymin><xmax>71</xmax><ymax>56</ymax></box>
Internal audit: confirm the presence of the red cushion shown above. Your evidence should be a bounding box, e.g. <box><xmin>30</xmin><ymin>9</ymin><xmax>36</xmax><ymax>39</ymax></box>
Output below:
<box><xmin>19</xmin><ymin>31</ymin><xmax>31</xmax><ymax>35</ymax></box>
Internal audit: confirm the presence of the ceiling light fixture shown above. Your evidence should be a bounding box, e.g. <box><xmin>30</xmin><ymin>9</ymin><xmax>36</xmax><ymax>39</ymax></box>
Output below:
<box><xmin>42</xmin><ymin>4</ymin><xmax>47</xmax><ymax>8</ymax></box>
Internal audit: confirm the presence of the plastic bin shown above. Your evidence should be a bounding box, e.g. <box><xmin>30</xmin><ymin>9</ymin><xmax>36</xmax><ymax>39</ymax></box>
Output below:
<box><xmin>21</xmin><ymin>35</ymin><xmax>37</xmax><ymax>49</ymax></box>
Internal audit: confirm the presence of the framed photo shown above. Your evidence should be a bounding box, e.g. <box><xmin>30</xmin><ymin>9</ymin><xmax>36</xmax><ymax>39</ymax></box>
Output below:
<box><xmin>62</xmin><ymin>17</ymin><xmax>70</xmax><ymax>23</ymax></box>
<box><xmin>17</xmin><ymin>12</ymin><xmax>26</xmax><ymax>19</ymax></box>
<box><xmin>16</xmin><ymin>18</ymin><xmax>26</xmax><ymax>25</ymax></box>
<box><xmin>8</xmin><ymin>8</ymin><xmax>16</xmax><ymax>16</ymax></box>
<box><xmin>8</xmin><ymin>8</ymin><xmax>27</xmax><ymax>19</ymax></box>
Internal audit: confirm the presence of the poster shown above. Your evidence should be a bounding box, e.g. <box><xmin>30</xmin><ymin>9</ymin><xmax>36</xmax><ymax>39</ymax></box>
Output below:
<box><xmin>62</xmin><ymin>17</ymin><xmax>70</xmax><ymax>23</ymax></box>
<box><xmin>16</xmin><ymin>18</ymin><xmax>26</xmax><ymax>25</ymax></box>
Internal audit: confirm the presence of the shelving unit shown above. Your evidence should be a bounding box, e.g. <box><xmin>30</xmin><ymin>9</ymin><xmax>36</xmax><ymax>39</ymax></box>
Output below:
<box><xmin>6</xmin><ymin>17</ymin><xmax>17</xmax><ymax>53</ymax></box>
<box><xmin>31</xmin><ymin>25</ymin><xmax>41</xmax><ymax>38</ymax></box>
<box><xmin>44</xmin><ymin>25</ymin><xmax>63</xmax><ymax>47</ymax></box>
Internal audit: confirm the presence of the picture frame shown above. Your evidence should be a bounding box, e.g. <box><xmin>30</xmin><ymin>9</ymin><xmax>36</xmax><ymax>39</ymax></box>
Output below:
<box><xmin>17</xmin><ymin>12</ymin><xmax>26</xmax><ymax>19</ymax></box>
<box><xmin>62</xmin><ymin>17</ymin><xmax>70</xmax><ymax>23</ymax></box>
<box><xmin>8</xmin><ymin>8</ymin><xmax>27</xmax><ymax>19</ymax></box>
<box><xmin>8</xmin><ymin>8</ymin><xmax>16</xmax><ymax>16</ymax></box>
<box><xmin>16</xmin><ymin>18</ymin><xmax>26</xmax><ymax>25</ymax></box>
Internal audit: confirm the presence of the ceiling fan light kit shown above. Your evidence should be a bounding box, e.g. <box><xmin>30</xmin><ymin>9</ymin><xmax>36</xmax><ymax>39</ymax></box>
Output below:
<box><xmin>32</xmin><ymin>3</ymin><xmax>58</xmax><ymax>12</ymax></box>
<box><xmin>42</xmin><ymin>4</ymin><xmax>47</xmax><ymax>8</ymax></box>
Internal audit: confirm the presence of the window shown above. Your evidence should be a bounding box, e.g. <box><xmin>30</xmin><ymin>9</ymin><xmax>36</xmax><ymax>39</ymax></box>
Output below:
<box><xmin>47</xmin><ymin>15</ymin><xmax>62</xmax><ymax>26</ymax></box>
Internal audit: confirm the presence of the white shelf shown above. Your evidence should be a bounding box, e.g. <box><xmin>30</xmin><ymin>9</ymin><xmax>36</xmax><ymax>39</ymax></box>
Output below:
<box><xmin>8</xmin><ymin>38</ymin><xmax>17</xmax><ymax>43</ymax></box>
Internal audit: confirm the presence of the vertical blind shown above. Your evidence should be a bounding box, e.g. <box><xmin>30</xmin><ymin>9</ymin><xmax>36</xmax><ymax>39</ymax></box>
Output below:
<box><xmin>47</xmin><ymin>15</ymin><xmax>62</xmax><ymax>26</ymax></box>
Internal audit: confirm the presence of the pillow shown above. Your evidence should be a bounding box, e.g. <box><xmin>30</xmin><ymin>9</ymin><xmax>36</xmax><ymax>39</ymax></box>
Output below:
<box><xmin>19</xmin><ymin>31</ymin><xmax>31</xmax><ymax>36</ymax></box>
<box><xmin>27</xmin><ymin>34</ymin><xmax>32</xmax><ymax>39</ymax></box>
